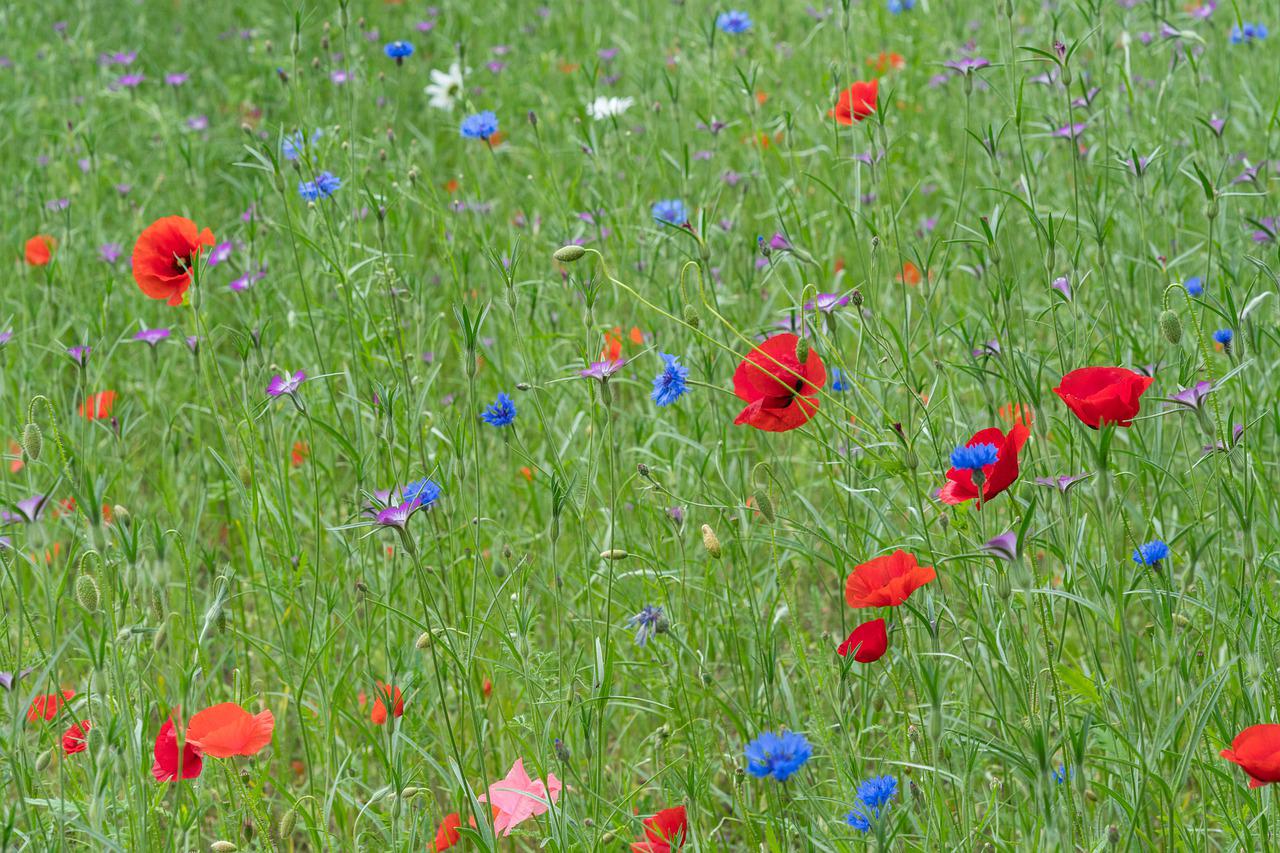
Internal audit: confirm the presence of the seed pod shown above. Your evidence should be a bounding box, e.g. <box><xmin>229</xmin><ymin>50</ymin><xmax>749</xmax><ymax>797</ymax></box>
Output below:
<box><xmin>211</xmin><ymin>843</ymin><xmax>238</xmax><ymax>853</ymax></box>
<box><xmin>415</xmin><ymin>631</ymin><xmax>432</xmax><ymax>650</ymax></box>
<box><xmin>35</xmin><ymin>748</ymin><xmax>53</xmax><ymax>772</ymax></box>
<box><xmin>700</xmin><ymin>524</ymin><xmax>722</xmax><ymax>558</ymax></box>
<box><xmin>599</xmin><ymin>549</ymin><xmax>627</xmax><ymax>560</ymax></box>
<box><xmin>682</xmin><ymin>304</ymin><xmax>701</xmax><ymax>328</ymax></box>
<box><xmin>75</xmin><ymin>574</ymin><xmax>100</xmax><ymax>612</ymax></box>
<box><xmin>553</xmin><ymin>245</ymin><xmax>586</xmax><ymax>263</ymax></box>
<box><xmin>21</xmin><ymin>422</ymin><xmax>42</xmax><ymax>461</ymax></box>
<box><xmin>1159</xmin><ymin>309</ymin><xmax>1182</xmax><ymax>345</ymax></box>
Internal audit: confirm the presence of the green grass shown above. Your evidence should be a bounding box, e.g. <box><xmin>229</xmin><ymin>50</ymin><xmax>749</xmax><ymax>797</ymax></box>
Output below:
<box><xmin>2</xmin><ymin>0</ymin><xmax>1279</xmax><ymax>849</ymax></box>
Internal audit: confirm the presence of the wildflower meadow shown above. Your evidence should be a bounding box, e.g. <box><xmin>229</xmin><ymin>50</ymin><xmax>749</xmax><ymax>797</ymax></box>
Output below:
<box><xmin>4</xmin><ymin>0</ymin><xmax>1280</xmax><ymax>850</ymax></box>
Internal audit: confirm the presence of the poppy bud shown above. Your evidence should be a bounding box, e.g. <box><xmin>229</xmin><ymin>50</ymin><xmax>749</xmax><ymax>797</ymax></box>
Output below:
<box><xmin>516</xmin><ymin>382</ymin><xmax>531</xmax><ymax>391</ymax></box>
<box><xmin>415</xmin><ymin>631</ymin><xmax>433</xmax><ymax>650</ymax></box>
<box><xmin>753</xmin><ymin>490</ymin><xmax>776</xmax><ymax>523</ymax></box>
<box><xmin>152</xmin><ymin>622</ymin><xmax>168</xmax><ymax>651</ymax></box>
<box><xmin>554</xmin><ymin>737</ymin><xmax>571</xmax><ymax>763</ymax></box>
<box><xmin>75</xmin><ymin>574</ymin><xmax>100</xmax><ymax>612</ymax></box>
<box><xmin>211</xmin><ymin>843</ymin><xmax>238</xmax><ymax>853</ymax></box>
<box><xmin>553</xmin><ymin>245</ymin><xmax>586</xmax><ymax>263</ymax></box>
<box><xmin>1159</xmin><ymin>309</ymin><xmax>1182</xmax><ymax>345</ymax></box>
<box><xmin>794</xmin><ymin>336</ymin><xmax>810</xmax><ymax>363</ymax></box>
<box><xmin>682</xmin><ymin>304</ymin><xmax>701</xmax><ymax>328</ymax></box>
<box><xmin>600</xmin><ymin>549</ymin><xmax>627</xmax><ymax>560</ymax></box>
<box><xmin>21</xmin><ymin>422</ymin><xmax>41</xmax><ymax>461</ymax></box>
<box><xmin>700</xmin><ymin>524</ymin><xmax>722</xmax><ymax>558</ymax></box>
<box><xmin>278</xmin><ymin>808</ymin><xmax>298</xmax><ymax>839</ymax></box>
<box><xmin>602</xmin><ymin>832</ymin><xmax>616</xmax><ymax>844</ymax></box>
<box><xmin>35</xmin><ymin>748</ymin><xmax>53</xmax><ymax>771</ymax></box>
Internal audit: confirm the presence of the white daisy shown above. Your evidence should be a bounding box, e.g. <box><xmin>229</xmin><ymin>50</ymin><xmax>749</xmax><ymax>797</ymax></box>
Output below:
<box><xmin>586</xmin><ymin>96</ymin><xmax>634</xmax><ymax>120</ymax></box>
<box><xmin>425</xmin><ymin>62</ymin><xmax>469</xmax><ymax>110</ymax></box>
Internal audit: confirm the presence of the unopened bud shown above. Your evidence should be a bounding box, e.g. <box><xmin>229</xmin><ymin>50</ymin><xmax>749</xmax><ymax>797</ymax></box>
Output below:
<box><xmin>21</xmin><ymin>422</ymin><xmax>41</xmax><ymax>461</ymax></box>
<box><xmin>753</xmin><ymin>491</ymin><xmax>776</xmax><ymax>523</ymax></box>
<box><xmin>75</xmin><ymin>574</ymin><xmax>100</xmax><ymax>611</ymax></box>
<box><xmin>554</xmin><ymin>737</ymin><xmax>571</xmax><ymax>763</ymax></box>
<box><xmin>278</xmin><ymin>807</ymin><xmax>298</xmax><ymax>838</ymax></box>
<box><xmin>600</xmin><ymin>549</ymin><xmax>628</xmax><ymax>560</ymax></box>
<box><xmin>211</xmin><ymin>843</ymin><xmax>238</xmax><ymax>853</ymax></box>
<box><xmin>682</xmin><ymin>304</ymin><xmax>701</xmax><ymax>328</ymax></box>
<box><xmin>415</xmin><ymin>631</ymin><xmax>432</xmax><ymax>650</ymax></box>
<box><xmin>553</xmin><ymin>245</ymin><xmax>586</xmax><ymax>263</ymax></box>
<box><xmin>35</xmin><ymin>748</ymin><xmax>53</xmax><ymax>771</ymax></box>
<box><xmin>701</xmin><ymin>524</ymin><xmax>722</xmax><ymax>558</ymax></box>
<box><xmin>1159</xmin><ymin>309</ymin><xmax>1182</xmax><ymax>345</ymax></box>
<box><xmin>794</xmin><ymin>336</ymin><xmax>810</xmax><ymax>363</ymax></box>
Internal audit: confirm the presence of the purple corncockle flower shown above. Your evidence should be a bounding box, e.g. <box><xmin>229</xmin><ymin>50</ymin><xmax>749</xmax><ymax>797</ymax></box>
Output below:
<box><xmin>1034</xmin><ymin>473</ymin><xmax>1091</xmax><ymax>494</ymax></box>
<box><xmin>230</xmin><ymin>268</ymin><xmax>267</xmax><ymax>292</ymax></box>
<box><xmin>1052</xmin><ymin>276</ymin><xmax>1071</xmax><ymax>299</ymax></box>
<box><xmin>187</xmin><ymin>115</ymin><xmax>209</xmax><ymax>131</ymax></box>
<box><xmin>805</xmin><ymin>293</ymin><xmax>851</xmax><ymax>313</ymax></box>
<box><xmin>267</xmin><ymin>370</ymin><xmax>307</xmax><ymax>397</ymax></box>
<box><xmin>416</xmin><ymin>20</ymin><xmax>436</xmax><ymax>32</ymax></box>
<box><xmin>0</xmin><ymin>668</ymin><xmax>33</xmax><ymax>691</ymax></box>
<box><xmin>1167</xmin><ymin>381</ymin><xmax>1213</xmax><ymax>411</ymax></box>
<box><xmin>1202</xmin><ymin>424</ymin><xmax>1245</xmax><ymax>456</ymax></box>
<box><xmin>667</xmin><ymin>506</ymin><xmax>685</xmax><ymax>526</ymax></box>
<box><xmin>599</xmin><ymin>47</ymin><xmax>619</xmax><ymax>62</ymax></box>
<box><xmin>99</xmin><ymin>243</ymin><xmax>122</xmax><ymax>264</ymax></box>
<box><xmin>982</xmin><ymin>531</ymin><xmax>1019</xmax><ymax>562</ymax></box>
<box><xmin>1071</xmin><ymin>87</ymin><xmax>1101</xmax><ymax>109</ymax></box>
<box><xmin>67</xmin><ymin>345</ymin><xmax>91</xmax><ymax>366</ymax></box>
<box><xmin>165</xmin><ymin>72</ymin><xmax>189</xmax><ymax>86</ymax></box>
<box><xmin>331</xmin><ymin>69</ymin><xmax>350</xmax><ymax>84</ymax></box>
<box><xmin>580</xmin><ymin>359</ymin><xmax>625</xmax><ymax>381</ymax></box>
<box><xmin>943</xmin><ymin>56</ymin><xmax>990</xmax><ymax>73</ymax></box>
<box><xmin>0</xmin><ymin>330</ymin><xmax>11</xmax><ymax>346</ymax></box>
<box><xmin>766</xmin><ymin>233</ymin><xmax>791</xmax><ymax>251</ymax></box>
<box><xmin>3</xmin><ymin>495</ymin><xmax>49</xmax><ymax>524</ymax></box>
<box><xmin>115</xmin><ymin>73</ymin><xmax>145</xmax><ymax>88</ymax></box>
<box><xmin>972</xmin><ymin>339</ymin><xmax>1001</xmax><ymax>358</ymax></box>
<box><xmin>101</xmin><ymin>50</ymin><xmax>137</xmax><ymax>65</ymax></box>
<box><xmin>1207</xmin><ymin>116</ymin><xmax>1226</xmax><ymax>136</ymax></box>
<box><xmin>1232</xmin><ymin>161</ymin><xmax>1266</xmax><ymax>185</ymax></box>
<box><xmin>115</xmin><ymin>183</ymin><xmax>132</xmax><ymax>195</ymax></box>
<box><xmin>1189</xmin><ymin>1</ymin><xmax>1216</xmax><ymax>18</ymax></box>
<box><xmin>134</xmin><ymin>328</ymin><xmax>170</xmax><ymax>347</ymax></box>
<box><xmin>1053</xmin><ymin>122</ymin><xmax>1087</xmax><ymax>139</ymax></box>
<box><xmin>375</xmin><ymin>499</ymin><xmax>421</xmax><ymax>529</ymax></box>
<box><xmin>208</xmin><ymin>242</ymin><xmax>234</xmax><ymax>266</ymax></box>
<box><xmin>185</xmin><ymin>336</ymin><xmax>199</xmax><ymax>354</ymax></box>
<box><xmin>46</xmin><ymin>198</ymin><xmax>69</xmax><ymax>211</ymax></box>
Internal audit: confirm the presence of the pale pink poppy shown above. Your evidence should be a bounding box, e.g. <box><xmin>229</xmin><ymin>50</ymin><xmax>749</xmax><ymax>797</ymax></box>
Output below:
<box><xmin>477</xmin><ymin>758</ymin><xmax>562</xmax><ymax>836</ymax></box>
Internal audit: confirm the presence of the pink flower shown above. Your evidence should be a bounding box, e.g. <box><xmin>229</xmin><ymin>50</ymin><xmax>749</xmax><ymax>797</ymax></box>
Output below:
<box><xmin>478</xmin><ymin>758</ymin><xmax>562</xmax><ymax>836</ymax></box>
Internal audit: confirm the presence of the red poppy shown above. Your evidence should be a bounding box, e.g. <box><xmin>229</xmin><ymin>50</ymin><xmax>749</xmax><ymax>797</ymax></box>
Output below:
<box><xmin>63</xmin><ymin>719</ymin><xmax>91</xmax><ymax>755</ymax></box>
<box><xmin>938</xmin><ymin>424</ymin><xmax>1030</xmax><ymax>507</ymax></box>
<box><xmin>632</xmin><ymin>805</ymin><xmax>688</xmax><ymax>852</ymax></box>
<box><xmin>290</xmin><ymin>440</ymin><xmax>310</xmax><ymax>467</ymax></box>
<box><xmin>732</xmin><ymin>333</ymin><xmax>826</xmax><ymax>432</ymax></box>
<box><xmin>867</xmin><ymin>51</ymin><xmax>906</xmax><ymax>73</ymax></box>
<box><xmin>837</xmin><ymin>618</ymin><xmax>889</xmax><ymax>663</ymax></box>
<box><xmin>25</xmin><ymin>234</ymin><xmax>56</xmax><ymax>266</ymax></box>
<box><xmin>1221</xmin><ymin>725</ymin><xmax>1280</xmax><ymax>788</ymax></box>
<box><xmin>1052</xmin><ymin>367</ymin><xmax>1153</xmax><ymax>429</ymax></box>
<box><xmin>185</xmin><ymin>702</ymin><xmax>274</xmax><ymax>758</ymax></box>
<box><xmin>153</xmin><ymin>717</ymin><xmax>204</xmax><ymax>781</ymax></box>
<box><xmin>79</xmin><ymin>390</ymin><xmax>117</xmax><ymax>421</ymax></box>
<box><xmin>830</xmin><ymin>80</ymin><xmax>878</xmax><ymax>124</ymax></box>
<box><xmin>434</xmin><ymin>812</ymin><xmax>462</xmax><ymax>851</ymax></box>
<box><xmin>999</xmin><ymin>403</ymin><xmax>1034</xmax><ymax>429</ymax></box>
<box><xmin>845</xmin><ymin>551</ymin><xmax>936</xmax><ymax>608</ymax></box>
<box><xmin>27</xmin><ymin>689</ymin><xmax>75</xmax><ymax>723</ymax></box>
<box><xmin>896</xmin><ymin>261</ymin><xmax>922</xmax><ymax>286</ymax></box>
<box><xmin>370</xmin><ymin>682</ymin><xmax>404</xmax><ymax>725</ymax></box>
<box><xmin>130</xmin><ymin>216</ymin><xmax>216</xmax><ymax>306</ymax></box>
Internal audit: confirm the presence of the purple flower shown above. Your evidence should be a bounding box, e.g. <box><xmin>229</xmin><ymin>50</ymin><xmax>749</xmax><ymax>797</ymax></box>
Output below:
<box><xmin>971</xmin><ymin>339</ymin><xmax>1001</xmax><ymax>358</ymax></box>
<box><xmin>1034</xmin><ymin>473</ymin><xmax>1091</xmax><ymax>494</ymax></box>
<box><xmin>165</xmin><ymin>72</ymin><xmax>189</xmax><ymax>86</ymax></box>
<box><xmin>416</xmin><ymin>20</ymin><xmax>436</xmax><ymax>32</ymax></box>
<box><xmin>187</xmin><ymin>115</ymin><xmax>209</xmax><ymax>131</ymax></box>
<box><xmin>185</xmin><ymin>336</ymin><xmax>199</xmax><ymax>354</ymax></box>
<box><xmin>1167</xmin><ymin>381</ymin><xmax>1214</xmax><ymax>411</ymax></box>
<box><xmin>3</xmin><ymin>495</ymin><xmax>49</xmax><ymax>524</ymax></box>
<box><xmin>580</xmin><ymin>359</ymin><xmax>625</xmax><ymax>381</ymax></box>
<box><xmin>1202</xmin><ymin>424</ymin><xmax>1245</xmax><ymax>456</ymax></box>
<box><xmin>115</xmin><ymin>73</ymin><xmax>145</xmax><ymax>88</ymax></box>
<box><xmin>375</xmin><ymin>499</ymin><xmax>421</xmax><ymax>529</ymax></box>
<box><xmin>208</xmin><ymin>241</ymin><xmax>234</xmax><ymax>266</ymax></box>
<box><xmin>67</xmin><ymin>345</ymin><xmax>91</xmax><ymax>366</ymax></box>
<box><xmin>0</xmin><ymin>330</ymin><xmax>12</xmax><ymax>346</ymax></box>
<box><xmin>804</xmin><ymin>293</ymin><xmax>851</xmax><ymax>313</ymax></box>
<box><xmin>46</xmin><ymin>198</ymin><xmax>70</xmax><ymax>211</ymax></box>
<box><xmin>331</xmin><ymin>69</ymin><xmax>350</xmax><ymax>84</ymax></box>
<box><xmin>982</xmin><ymin>531</ymin><xmax>1019</xmax><ymax>562</ymax></box>
<box><xmin>1052</xmin><ymin>276</ymin><xmax>1071</xmax><ymax>300</ymax></box>
<box><xmin>267</xmin><ymin>370</ymin><xmax>307</xmax><ymax>397</ymax></box>
<box><xmin>1052</xmin><ymin>122</ymin><xmax>1087</xmax><ymax>139</ymax></box>
<box><xmin>0</xmin><ymin>667</ymin><xmax>33</xmax><ymax>691</ymax></box>
<box><xmin>230</xmin><ymin>267</ymin><xmax>267</xmax><ymax>292</ymax></box>
<box><xmin>134</xmin><ymin>328</ymin><xmax>171</xmax><ymax>347</ymax></box>
<box><xmin>943</xmin><ymin>56</ymin><xmax>990</xmax><ymax>73</ymax></box>
<box><xmin>101</xmin><ymin>50</ymin><xmax>138</xmax><ymax>65</ymax></box>
<box><xmin>98</xmin><ymin>243</ymin><xmax>122</xmax><ymax>264</ymax></box>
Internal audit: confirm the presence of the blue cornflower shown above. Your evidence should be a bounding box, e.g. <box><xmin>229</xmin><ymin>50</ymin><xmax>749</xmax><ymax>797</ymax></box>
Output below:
<box><xmin>298</xmin><ymin>171</ymin><xmax>342</xmax><ymax>201</ymax></box>
<box><xmin>846</xmin><ymin>805</ymin><xmax>874</xmax><ymax>832</ymax></box>
<box><xmin>744</xmin><ymin>730</ymin><xmax>812</xmax><ymax>782</ymax></box>
<box><xmin>950</xmin><ymin>443</ymin><xmax>999</xmax><ymax>471</ymax></box>
<box><xmin>715</xmin><ymin>10</ymin><xmax>752</xmax><ymax>33</ymax></box>
<box><xmin>887</xmin><ymin>0</ymin><xmax>915</xmax><ymax>12</ymax></box>
<box><xmin>1052</xmin><ymin>764</ymin><xmax>1075</xmax><ymax>784</ymax></box>
<box><xmin>651</xmin><ymin>353</ymin><xmax>690</xmax><ymax>406</ymax></box>
<box><xmin>461</xmin><ymin>111</ymin><xmax>499</xmax><ymax>140</ymax></box>
<box><xmin>384</xmin><ymin>41</ymin><xmax>415</xmax><ymax>61</ymax></box>
<box><xmin>1231</xmin><ymin>22</ymin><xmax>1268</xmax><ymax>44</ymax></box>
<box><xmin>402</xmin><ymin>478</ymin><xmax>442</xmax><ymax>509</ymax></box>
<box><xmin>652</xmin><ymin>199</ymin><xmax>688</xmax><ymax>225</ymax></box>
<box><xmin>1183</xmin><ymin>276</ymin><xmax>1204</xmax><ymax>297</ymax></box>
<box><xmin>481</xmin><ymin>392</ymin><xmax>518</xmax><ymax>427</ymax></box>
<box><xmin>626</xmin><ymin>605</ymin><xmax>666</xmax><ymax>646</ymax></box>
<box><xmin>831</xmin><ymin>367</ymin><xmax>848</xmax><ymax>392</ymax></box>
<box><xmin>283</xmin><ymin>129</ymin><xmax>321</xmax><ymax>161</ymax></box>
<box><xmin>1132</xmin><ymin>539</ymin><xmax>1170</xmax><ymax>566</ymax></box>
<box><xmin>857</xmin><ymin>775</ymin><xmax>898</xmax><ymax>811</ymax></box>
<box><xmin>1213</xmin><ymin>328</ymin><xmax>1233</xmax><ymax>345</ymax></box>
